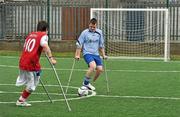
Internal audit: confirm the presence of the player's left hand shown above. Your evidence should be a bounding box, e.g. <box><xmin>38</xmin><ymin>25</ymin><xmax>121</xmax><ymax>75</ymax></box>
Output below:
<box><xmin>50</xmin><ymin>57</ymin><xmax>57</xmax><ymax>65</ymax></box>
<box><xmin>103</xmin><ymin>55</ymin><xmax>108</xmax><ymax>60</ymax></box>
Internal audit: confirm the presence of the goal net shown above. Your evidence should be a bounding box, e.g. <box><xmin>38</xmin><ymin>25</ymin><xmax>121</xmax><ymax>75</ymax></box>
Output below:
<box><xmin>90</xmin><ymin>8</ymin><xmax>170</xmax><ymax>61</ymax></box>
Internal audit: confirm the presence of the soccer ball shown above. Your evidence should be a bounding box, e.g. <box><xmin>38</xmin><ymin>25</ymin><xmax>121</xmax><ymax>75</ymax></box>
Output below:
<box><xmin>78</xmin><ymin>86</ymin><xmax>89</xmax><ymax>96</ymax></box>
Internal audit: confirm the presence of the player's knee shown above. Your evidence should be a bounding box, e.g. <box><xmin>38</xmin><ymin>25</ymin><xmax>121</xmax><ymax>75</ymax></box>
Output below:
<box><xmin>98</xmin><ymin>68</ymin><xmax>103</xmax><ymax>73</ymax></box>
<box><xmin>89</xmin><ymin>62</ymin><xmax>96</xmax><ymax>70</ymax></box>
<box><xmin>89</xmin><ymin>66</ymin><xmax>96</xmax><ymax>72</ymax></box>
<box><xmin>26</xmin><ymin>87</ymin><xmax>36</xmax><ymax>93</ymax></box>
<box><xmin>101</xmin><ymin>69</ymin><xmax>104</xmax><ymax>73</ymax></box>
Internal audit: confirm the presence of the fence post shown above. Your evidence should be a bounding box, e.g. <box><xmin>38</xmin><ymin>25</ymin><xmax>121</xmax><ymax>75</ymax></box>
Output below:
<box><xmin>47</xmin><ymin>0</ymin><xmax>50</xmax><ymax>41</ymax></box>
<box><xmin>166</xmin><ymin>0</ymin><xmax>169</xmax><ymax>8</ymax></box>
<box><xmin>105</xmin><ymin>0</ymin><xmax>109</xmax><ymax>55</ymax></box>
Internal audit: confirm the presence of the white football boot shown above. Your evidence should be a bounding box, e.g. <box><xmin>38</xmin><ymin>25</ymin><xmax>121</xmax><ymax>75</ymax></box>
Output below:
<box><xmin>16</xmin><ymin>100</ymin><xmax>31</xmax><ymax>107</ymax></box>
<box><xmin>83</xmin><ymin>83</ymin><xmax>95</xmax><ymax>91</ymax></box>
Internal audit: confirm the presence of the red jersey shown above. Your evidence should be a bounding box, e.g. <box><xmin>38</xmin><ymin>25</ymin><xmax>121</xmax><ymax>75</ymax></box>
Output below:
<box><xmin>19</xmin><ymin>32</ymin><xmax>47</xmax><ymax>71</ymax></box>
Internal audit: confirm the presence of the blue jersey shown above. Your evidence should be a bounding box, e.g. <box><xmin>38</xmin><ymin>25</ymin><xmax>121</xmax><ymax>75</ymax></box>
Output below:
<box><xmin>76</xmin><ymin>28</ymin><xmax>104</xmax><ymax>56</ymax></box>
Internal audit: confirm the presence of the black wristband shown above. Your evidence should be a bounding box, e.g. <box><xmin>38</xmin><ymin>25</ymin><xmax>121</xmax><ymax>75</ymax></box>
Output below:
<box><xmin>49</xmin><ymin>56</ymin><xmax>53</xmax><ymax>59</ymax></box>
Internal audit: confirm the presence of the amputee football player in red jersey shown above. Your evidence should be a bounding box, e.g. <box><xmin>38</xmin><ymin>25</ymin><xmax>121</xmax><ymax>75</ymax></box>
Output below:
<box><xmin>15</xmin><ymin>20</ymin><xmax>56</xmax><ymax>107</ymax></box>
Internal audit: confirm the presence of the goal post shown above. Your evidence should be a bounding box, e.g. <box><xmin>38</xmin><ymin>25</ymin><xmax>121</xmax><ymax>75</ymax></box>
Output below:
<box><xmin>90</xmin><ymin>8</ymin><xmax>170</xmax><ymax>61</ymax></box>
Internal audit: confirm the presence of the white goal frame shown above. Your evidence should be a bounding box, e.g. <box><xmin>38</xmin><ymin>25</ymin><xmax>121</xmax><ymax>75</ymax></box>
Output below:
<box><xmin>90</xmin><ymin>8</ymin><xmax>170</xmax><ymax>61</ymax></box>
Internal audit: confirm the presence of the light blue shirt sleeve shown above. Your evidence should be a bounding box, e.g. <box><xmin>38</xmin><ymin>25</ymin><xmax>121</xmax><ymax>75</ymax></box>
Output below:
<box><xmin>76</xmin><ymin>30</ymin><xmax>85</xmax><ymax>48</ymax></box>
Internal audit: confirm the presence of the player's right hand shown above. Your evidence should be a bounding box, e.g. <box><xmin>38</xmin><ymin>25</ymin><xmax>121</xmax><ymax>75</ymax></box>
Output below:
<box><xmin>75</xmin><ymin>56</ymin><xmax>80</xmax><ymax>60</ymax></box>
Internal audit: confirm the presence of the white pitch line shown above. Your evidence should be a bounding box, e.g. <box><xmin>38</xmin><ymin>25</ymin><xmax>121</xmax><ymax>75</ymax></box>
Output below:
<box><xmin>0</xmin><ymin>84</ymin><xmax>180</xmax><ymax>102</ymax></box>
<box><xmin>96</xmin><ymin>95</ymin><xmax>180</xmax><ymax>100</ymax></box>
<box><xmin>0</xmin><ymin>90</ymin><xmax>96</xmax><ymax>104</ymax></box>
<box><xmin>0</xmin><ymin>91</ymin><xmax>78</xmax><ymax>96</ymax></box>
<box><xmin>0</xmin><ymin>64</ymin><xmax>180</xmax><ymax>73</ymax></box>
<box><xmin>0</xmin><ymin>56</ymin><xmax>72</xmax><ymax>60</ymax></box>
<box><xmin>0</xmin><ymin>90</ymin><xmax>180</xmax><ymax>104</ymax></box>
<box><xmin>0</xmin><ymin>64</ymin><xmax>18</xmax><ymax>68</ymax></box>
<box><xmin>2</xmin><ymin>55</ymin><xmax>180</xmax><ymax>63</ymax></box>
<box><xmin>0</xmin><ymin>83</ymin><xmax>80</xmax><ymax>88</ymax></box>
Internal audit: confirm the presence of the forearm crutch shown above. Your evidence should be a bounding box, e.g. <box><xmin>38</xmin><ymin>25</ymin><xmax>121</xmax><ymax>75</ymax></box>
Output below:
<box><xmin>39</xmin><ymin>78</ymin><xmax>53</xmax><ymax>103</ymax></box>
<box><xmin>65</xmin><ymin>58</ymin><xmax>76</xmax><ymax>94</ymax></box>
<box><xmin>103</xmin><ymin>59</ymin><xmax>110</xmax><ymax>94</ymax></box>
<box><xmin>45</xmin><ymin>54</ymin><xmax>72</xmax><ymax>111</ymax></box>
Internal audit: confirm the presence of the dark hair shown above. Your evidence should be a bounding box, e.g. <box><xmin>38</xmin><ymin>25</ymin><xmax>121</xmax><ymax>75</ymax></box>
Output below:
<box><xmin>37</xmin><ymin>20</ymin><xmax>49</xmax><ymax>31</ymax></box>
<box><xmin>89</xmin><ymin>18</ymin><xmax>97</xmax><ymax>25</ymax></box>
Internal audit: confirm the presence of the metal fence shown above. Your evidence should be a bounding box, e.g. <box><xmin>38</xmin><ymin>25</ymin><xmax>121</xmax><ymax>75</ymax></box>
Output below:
<box><xmin>0</xmin><ymin>0</ymin><xmax>180</xmax><ymax>41</ymax></box>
